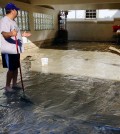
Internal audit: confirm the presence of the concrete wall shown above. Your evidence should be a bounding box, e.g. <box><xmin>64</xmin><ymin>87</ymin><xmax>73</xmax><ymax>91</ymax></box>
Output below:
<box><xmin>67</xmin><ymin>20</ymin><xmax>120</xmax><ymax>41</ymax></box>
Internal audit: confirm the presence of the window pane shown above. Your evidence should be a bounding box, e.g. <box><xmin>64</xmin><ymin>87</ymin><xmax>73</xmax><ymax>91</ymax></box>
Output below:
<box><xmin>98</xmin><ymin>9</ymin><xmax>118</xmax><ymax>19</ymax></box>
<box><xmin>76</xmin><ymin>10</ymin><xmax>85</xmax><ymax>19</ymax></box>
<box><xmin>0</xmin><ymin>8</ymin><xmax>2</xmax><ymax>15</ymax></box>
<box><xmin>67</xmin><ymin>10</ymin><xmax>75</xmax><ymax>19</ymax></box>
<box><xmin>0</xmin><ymin>7</ymin><xmax>4</xmax><ymax>18</ymax></box>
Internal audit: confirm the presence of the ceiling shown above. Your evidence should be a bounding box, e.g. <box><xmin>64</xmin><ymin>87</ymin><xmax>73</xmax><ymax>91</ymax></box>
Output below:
<box><xmin>14</xmin><ymin>0</ymin><xmax>31</xmax><ymax>4</ymax></box>
<box><xmin>14</xmin><ymin>0</ymin><xmax>120</xmax><ymax>10</ymax></box>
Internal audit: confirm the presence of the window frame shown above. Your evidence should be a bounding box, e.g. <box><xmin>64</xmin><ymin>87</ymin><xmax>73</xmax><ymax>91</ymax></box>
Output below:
<box><xmin>33</xmin><ymin>12</ymin><xmax>54</xmax><ymax>31</ymax></box>
<box><xmin>85</xmin><ymin>10</ymin><xmax>97</xmax><ymax>20</ymax></box>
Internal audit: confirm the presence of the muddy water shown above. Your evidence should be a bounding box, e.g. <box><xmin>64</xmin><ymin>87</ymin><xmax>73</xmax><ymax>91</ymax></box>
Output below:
<box><xmin>0</xmin><ymin>48</ymin><xmax>120</xmax><ymax>134</ymax></box>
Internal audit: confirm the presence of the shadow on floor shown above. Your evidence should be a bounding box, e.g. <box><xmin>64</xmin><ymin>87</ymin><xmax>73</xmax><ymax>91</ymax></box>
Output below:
<box><xmin>41</xmin><ymin>41</ymin><xmax>120</xmax><ymax>52</ymax></box>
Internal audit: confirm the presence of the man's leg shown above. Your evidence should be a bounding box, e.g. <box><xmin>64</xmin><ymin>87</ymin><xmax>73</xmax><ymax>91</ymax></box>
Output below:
<box><xmin>2</xmin><ymin>54</ymin><xmax>14</xmax><ymax>91</ymax></box>
<box><xmin>12</xmin><ymin>68</ymin><xmax>18</xmax><ymax>86</ymax></box>
<box><xmin>5</xmin><ymin>70</ymin><xmax>14</xmax><ymax>91</ymax></box>
<box><xmin>11</xmin><ymin>54</ymin><xmax>20</xmax><ymax>88</ymax></box>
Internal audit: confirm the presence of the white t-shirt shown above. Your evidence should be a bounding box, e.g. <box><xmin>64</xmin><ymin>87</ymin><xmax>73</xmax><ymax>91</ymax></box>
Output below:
<box><xmin>0</xmin><ymin>16</ymin><xmax>24</xmax><ymax>54</ymax></box>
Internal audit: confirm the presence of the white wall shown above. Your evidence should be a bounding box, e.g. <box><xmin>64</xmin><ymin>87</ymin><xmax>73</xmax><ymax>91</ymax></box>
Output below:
<box><xmin>67</xmin><ymin>21</ymin><xmax>114</xmax><ymax>41</ymax></box>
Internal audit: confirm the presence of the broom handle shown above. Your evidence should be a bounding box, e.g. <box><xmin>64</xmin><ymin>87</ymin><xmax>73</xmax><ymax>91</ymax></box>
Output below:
<box><xmin>15</xmin><ymin>36</ymin><xmax>25</xmax><ymax>93</ymax></box>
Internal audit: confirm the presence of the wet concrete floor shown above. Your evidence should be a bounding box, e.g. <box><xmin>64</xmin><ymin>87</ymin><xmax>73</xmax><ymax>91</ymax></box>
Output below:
<box><xmin>0</xmin><ymin>42</ymin><xmax>120</xmax><ymax>134</ymax></box>
<box><xmin>42</xmin><ymin>41</ymin><xmax>120</xmax><ymax>52</ymax></box>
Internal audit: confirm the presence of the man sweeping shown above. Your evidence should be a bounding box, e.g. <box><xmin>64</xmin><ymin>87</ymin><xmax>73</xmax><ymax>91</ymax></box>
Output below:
<box><xmin>0</xmin><ymin>3</ymin><xmax>31</xmax><ymax>93</ymax></box>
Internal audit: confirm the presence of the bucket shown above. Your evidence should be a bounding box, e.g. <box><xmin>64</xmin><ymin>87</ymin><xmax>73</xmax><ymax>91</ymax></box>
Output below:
<box><xmin>41</xmin><ymin>58</ymin><xmax>48</xmax><ymax>66</ymax></box>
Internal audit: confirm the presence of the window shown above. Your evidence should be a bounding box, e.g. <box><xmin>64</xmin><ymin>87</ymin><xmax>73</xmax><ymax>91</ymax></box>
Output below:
<box><xmin>0</xmin><ymin>7</ymin><xmax>5</xmax><ymax>19</ymax></box>
<box><xmin>33</xmin><ymin>12</ymin><xmax>54</xmax><ymax>30</ymax></box>
<box><xmin>98</xmin><ymin>9</ymin><xmax>119</xmax><ymax>20</ymax></box>
<box><xmin>67</xmin><ymin>10</ymin><xmax>75</xmax><ymax>19</ymax></box>
<box><xmin>15</xmin><ymin>10</ymin><xmax>30</xmax><ymax>31</ymax></box>
<box><xmin>0</xmin><ymin>8</ymin><xmax>3</xmax><ymax>19</ymax></box>
<box><xmin>85</xmin><ymin>10</ymin><xmax>96</xmax><ymax>19</ymax></box>
<box><xmin>67</xmin><ymin>10</ymin><xmax>86</xmax><ymax>19</ymax></box>
<box><xmin>76</xmin><ymin>10</ymin><xmax>85</xmax><ymax>19</ymax></box>
<box><xmin>67</xmin><ymin>9</ymin><xmax>120</xmax><ymax>21</ymax></box>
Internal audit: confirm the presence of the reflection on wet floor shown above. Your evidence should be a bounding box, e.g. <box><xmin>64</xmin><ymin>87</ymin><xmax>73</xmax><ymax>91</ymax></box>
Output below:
<box><xmin>29</xmin><ymin>48</ymin><xmax>120</xmax><ymax>81</ymax></box>
<box><xmin>0</xmin><ymin>42</ymin><xmax>120</xmax><ymax>133</ymax></box>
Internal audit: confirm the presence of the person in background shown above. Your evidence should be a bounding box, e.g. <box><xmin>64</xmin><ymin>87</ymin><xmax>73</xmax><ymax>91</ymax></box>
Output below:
<box><xmin>0</xmin><ymin>3</ymin><xmax>31</xmax><ymax>92</ymax></box>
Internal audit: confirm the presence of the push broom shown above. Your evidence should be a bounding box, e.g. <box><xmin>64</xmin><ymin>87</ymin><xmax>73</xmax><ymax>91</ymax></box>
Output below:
<box><xmin>15</xmin><ymin>36</ymin><xmax>32</xmax><ymax>103</ymax></box>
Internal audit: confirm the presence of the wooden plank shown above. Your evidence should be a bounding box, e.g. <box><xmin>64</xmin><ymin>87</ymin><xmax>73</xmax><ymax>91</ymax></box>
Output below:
<box><xmin>109</xmin><ymin>46</ymin><xmax>120</xmax><ymax>54</ymax></box>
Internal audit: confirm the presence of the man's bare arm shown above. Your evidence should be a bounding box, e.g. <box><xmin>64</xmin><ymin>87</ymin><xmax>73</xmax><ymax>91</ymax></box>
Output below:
<box><xmin>1</xmin><ymin>30</ymin><xmax>17</xmax><ymax>39</ymax></box>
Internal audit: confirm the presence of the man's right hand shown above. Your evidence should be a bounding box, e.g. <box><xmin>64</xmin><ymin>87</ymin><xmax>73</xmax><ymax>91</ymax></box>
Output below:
<box><xmin>11</xmin><ymin>29</ymin><xmax>17</xmax><ymax>37</ymax></box>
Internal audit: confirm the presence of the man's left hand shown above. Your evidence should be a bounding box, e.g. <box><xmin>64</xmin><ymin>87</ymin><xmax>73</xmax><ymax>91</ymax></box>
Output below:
<box><xmin>22</xmin><ymin>31</ymin><xmax>31</xmax><ymax>37</ymax></box>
